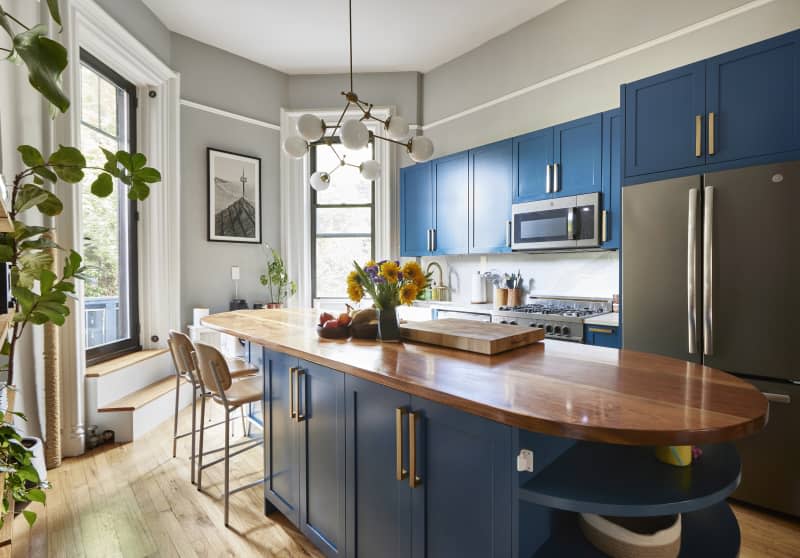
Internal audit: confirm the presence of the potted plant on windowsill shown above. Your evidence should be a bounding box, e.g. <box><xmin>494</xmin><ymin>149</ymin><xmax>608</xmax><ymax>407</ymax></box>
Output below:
<box><xmin>260</xmin><ymin>245</ymin><xmax>296</xmax><ymax>309</ymax></box>
<box><xmin>0</xmin><ymin>0</ymin><xmax>161</xmax><ymax>533</ymax></box>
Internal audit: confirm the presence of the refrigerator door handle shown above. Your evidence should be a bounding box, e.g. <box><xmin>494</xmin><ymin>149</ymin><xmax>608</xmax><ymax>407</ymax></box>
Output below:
<box><xmin>703</xmin><ymin>186</ymin><xmax>715</xmax><ymax>356</ymax></box>
<box><xmin>762</xmin><ymin>392</ymin><xmax>791</xmax><ymax>404</ymax></box>
<box><xmin>687</xmin><ymin>189</ymin><xmax>699</xmax><ymax>354</ymax></box>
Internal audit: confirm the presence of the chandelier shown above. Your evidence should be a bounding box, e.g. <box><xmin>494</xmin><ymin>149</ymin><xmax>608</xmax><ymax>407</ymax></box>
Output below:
<box><xmin>282</xmin><ymin>0</ymin><xmax>434</xmax><ymax>191</ymax></box>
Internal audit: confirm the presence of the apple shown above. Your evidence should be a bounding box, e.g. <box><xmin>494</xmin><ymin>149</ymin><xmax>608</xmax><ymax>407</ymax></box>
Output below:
<box><xmin>323</xmin><ymin>319</ymin><xmax>340</xmax><ymax>328</ymax></box>
<box><xmin>338</xmin><ymin>313</ymin><xmax>352</xmax><ymax>327</ymax></box>
<box><xmin>319</xmin><ymin>312</ymin><xmax>335</xmax><ymax>326</ymax></box>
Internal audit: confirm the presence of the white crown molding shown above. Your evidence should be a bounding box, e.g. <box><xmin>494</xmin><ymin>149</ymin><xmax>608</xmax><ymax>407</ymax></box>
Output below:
<box><xmin>422</xmin><ymin>0</ymin><xmax>777</xmax><ymax>131</ymax></box>
<box><xmin>180</xmin><ymin>99</ymin><xmax>281</xmax><ymax>131</ymax></box>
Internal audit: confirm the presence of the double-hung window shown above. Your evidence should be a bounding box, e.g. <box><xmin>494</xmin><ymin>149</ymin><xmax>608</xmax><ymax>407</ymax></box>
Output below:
<box><xmin>79</xmin><ymin>50</ymin><xmax>141</xmax><ymax>364</ymax></box>
<box><xmin>311</xmin><ymin>140</ymin><xmax>375</xmax><ymax>300</ymax></box>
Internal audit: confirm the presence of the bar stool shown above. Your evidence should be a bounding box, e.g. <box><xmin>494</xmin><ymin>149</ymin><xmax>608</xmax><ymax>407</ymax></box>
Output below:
<box><xmin>167</xmin><ymin>330</ymin><xmax>257</xmax><ymax>484</ymax></box>
<box><xmin>192</xmin><ymin>342</ymin><xmax>264</xmax><ymax>527</ymax></box>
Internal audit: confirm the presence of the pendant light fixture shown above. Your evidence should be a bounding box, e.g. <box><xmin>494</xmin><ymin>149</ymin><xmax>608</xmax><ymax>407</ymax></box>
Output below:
<box><xmin>282</xmin><ymin>0</ymin><xmax>434</xmax><ymax>190</ymax></box>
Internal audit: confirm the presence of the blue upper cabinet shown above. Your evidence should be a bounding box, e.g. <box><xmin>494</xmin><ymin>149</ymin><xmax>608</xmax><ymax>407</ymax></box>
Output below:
<box><xmin>469</xmin><ymin>139</ymin><xmax>513</xmax><ymax>254</ymax></box>
<box><xmin>432</xmin><ymin>151</ymin><xmax>469</xmax><ymax>255</ymax></box>
<box><xmin>623</xmin><ymin>61</ymin><xmax>706</xmax><ymax>178</ymax></box>
<box><xmin>706</xmin><ymin>30</ymin><xmax>800</xmax><ymax>164</ymax></box>
<box><xmin>399</xmin><ymin>163</ymin><xmax>433</xmax><ymax>257</ymax></box>
<box><xmin>553</xmin><ymin>113</ymin><xmax>602</xmax><ymax>196</ymax></box>
<box><xmin>601</xmin><ymin>109</ymin><xmax>622</xmax><ymax>250</ymax></box>
<box><xmin>513</xmin><ymin>127</ymin><xmax>554</xmax><ymax>202</ymax></box>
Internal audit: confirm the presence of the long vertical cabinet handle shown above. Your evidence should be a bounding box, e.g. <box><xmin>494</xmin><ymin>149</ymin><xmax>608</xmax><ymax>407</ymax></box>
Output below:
<box><xmin>601</xmin><ymin>210</ymin><xmax>608</xmax><ymax>243</ymax></box>
<box><xmin>426</xmin><ymin>229</ymin><xmax>431</xmax><ymax>252</ymax></box>
<box><xmin>553</xmin><ymin>163</ymin><xmax>560</xmax><ymax>192</ymax></box>
<box><xmin>687</xmin><ymin>189</ymin><xmax>699</xmax><ymax>354</ymax></box>
<box><xmin>295</xmin><ymin>368</ymin><xmax>306</xmax><ymax>421</ymax></box>
<box><xmin>408</xmin><ymin>411</ymin><xmax>422</xmax><ymax>488</ymax></box>
<box><xmin>703</xmin><ymin>186</ymin><xmax>715</xmax><ymax>356</ymax></box>
<box><xmin>695</xmin><ymin>115</ymin><xmax>703</xmax><ymax>157</ymax></box>
<box><xmin>289</xmin><ymin>367</ymin><xmax>297</xmax><ymax>419</ymax></box>
<box><xmin>506</xmin><ymin>220</ymin><xmax>512</xmax><ymax>247</ymax></box>
<box><xmin>708</xmin><ymin>112</ymin><xmax>716</xmax><ymax>156</ymax></box>
<box><xmin>545</xmin><ymin>164</ymin><xmax>552</xmax><ymax>193</ymax></box>
<box><xmin>395</xmin><ymin>408</ymin><xmax>408</xmax><ymax>481</ymax></box>
<box><xmin>432</xmin><ymin>229</ymin><xmax>437</xmax><ymax>252</ymax></box>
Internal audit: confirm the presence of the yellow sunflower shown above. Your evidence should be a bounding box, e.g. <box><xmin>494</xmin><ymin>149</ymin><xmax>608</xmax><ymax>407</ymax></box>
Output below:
<box><xmin>399</xmin><ymin>282</ymin><xmax>419</xmax><ymax>305</ymax></box>
<box><xmin>401</xmin><ymin>261</ymin><xmax>427</xmax><ymax>290</ymax></box>
<box><xmin>379</xmin><ymin>261</ymin><xmax>401</xmax><ymax>284</ymax></box>
<box><xmin>347</xmin><ymin>282</ymin><xmax>364</xmax><ymax>303</ymax></box>
<box><xmin>364</xmin><ymin>260</ymin><xmax>377</xmax><ymax>268</ymax></box>
<box><xmin>347</xmin><ymin>270</ymin><xmax>360</xmax><ymax>287</ymax></box>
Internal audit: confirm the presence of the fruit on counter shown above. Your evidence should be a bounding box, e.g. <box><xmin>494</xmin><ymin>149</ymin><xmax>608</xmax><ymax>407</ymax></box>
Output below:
<box><xmin>319</xmin><ymin>312</ymin><xmax>335</xmax><ymax>326</ymax></box>
<box><xmin>338</xmin><ymin>313</ymin><xmax>352</xmax><ymax>327</ymax></box>
<box><xmin>350</xmin><ymin>308</ymin><xmax>377</xmax><ymax>326</ymax></box>
<box><xmin>323</xmin><ymin>319</ymin><xmax>341</xmax><ymax>329</ymax></box>
<box><xmin>350</xmin><ymin>308</ymin><xmax>379</xmax><ymax>339</ymax></box>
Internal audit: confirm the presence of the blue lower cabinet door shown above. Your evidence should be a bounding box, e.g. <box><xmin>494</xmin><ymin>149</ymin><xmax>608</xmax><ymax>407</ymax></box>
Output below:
<box><xmin>584</xmin><ymin>325</ymin><xmax>620</xmax><ymax>348</ymax></box>
<box><xmin>345</xmin><ymin>376</ymin><xmax>412</xmax><ymax>558</ymax></box>
<box><xmin>409</xmin><ymin>397</ymin><xmax>512</xmax><ymax>558</ymax></box>
<box><xmin>298</xmin><ymin>361</ymin><xmax>347</xmax><ymax>557</ymax></box>
<box><xmin>264</xmin><ymin>350</ymin><xmax>301</xmax><ymax>525</ymax></box>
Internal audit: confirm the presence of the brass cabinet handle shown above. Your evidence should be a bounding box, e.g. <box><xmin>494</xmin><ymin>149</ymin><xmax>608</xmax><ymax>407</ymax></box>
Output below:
<box><xmin>395</xmin><ymin>408</ymin><xmax>408</xmax><ymax>481</ymax></box>
<box><xmin>409</xmin><ymin>411</ymin><xmax>422</xmax><ymax>488</ymax></box>
<box><xmin>588</xmin><ymin>327</ymin><xmax>614</xmax><ymax>334</ymax></box>
<box><xmin>601</xmin><ymin>210</ymin><xmax>608</xmax><ymax>243</ymax></box>
<box><xmin>289</xmin><ymin>367</ymin><xmax>297</xmax><ymax>419</ymax></box>
<box><xmin>708</xmin><ymin>112</ymin><xmax>716</xmax><ymax>156</ymax></box>
<box><xmin>296</xmin><ymin>368</ymin><xmax>306</xmax><ymax>421</ymax></box>
<box><xmin>695</xmin><ymin>114</ymin><xmax>702</xmax><ymax>157</ymax></box>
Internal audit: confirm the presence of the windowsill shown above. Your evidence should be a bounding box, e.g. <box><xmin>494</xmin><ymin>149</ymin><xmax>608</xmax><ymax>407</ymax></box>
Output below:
<box><xmin>85</xmin><ymin>348</ymin><xmax>168</xmax><ymax>378</ymax></box>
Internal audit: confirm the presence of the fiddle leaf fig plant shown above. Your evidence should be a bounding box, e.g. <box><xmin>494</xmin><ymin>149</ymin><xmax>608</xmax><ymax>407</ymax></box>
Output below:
<box><xmin>0</xmin><ymin>0</ymin><xmax>162</xmax><ymax>528</ymax></box>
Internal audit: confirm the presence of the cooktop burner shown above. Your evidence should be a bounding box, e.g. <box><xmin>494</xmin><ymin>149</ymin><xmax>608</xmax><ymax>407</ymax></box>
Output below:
<box><xmin>496</xmin><ymin>302</ymin><xmax>608</xmax><ymax>318</ymax></box>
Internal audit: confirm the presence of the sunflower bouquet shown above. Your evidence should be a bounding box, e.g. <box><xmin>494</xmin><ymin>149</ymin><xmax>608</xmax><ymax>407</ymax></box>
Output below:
<box><xmin>347</xmin><ymin>259</ymin><xmax>430</xmax><ymax>309</ymax></box>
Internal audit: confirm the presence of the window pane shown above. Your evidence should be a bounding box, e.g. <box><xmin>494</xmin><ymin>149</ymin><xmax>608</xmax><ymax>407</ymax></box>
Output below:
<box><xmin>315</xmin><ymin>237</ymin><xmax>371</xmax><ymax>298</ymax></box>
<box><xmin>315</xmin><ymin>145</ymin><xmax>373</xmax><ymax>205</ymax></box>
<box><xmin>80</xmin><ymin>67</ymin><xmax>99</xmax><ymax>128</ymax></box>
<box><xmin>316</xmin><ymin>207</ymin><xmax>371</xmax><ymax>235</ymax></box>
<box><xmin>98</xmin><ymin>76</ymin><xmax>118</xmax><ymax>136</ymax></box>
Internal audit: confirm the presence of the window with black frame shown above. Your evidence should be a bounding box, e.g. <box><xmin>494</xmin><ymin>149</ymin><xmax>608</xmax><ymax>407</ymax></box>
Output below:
<box><xmin>311</xmin><ymin>139</ymin><xmax>375</xmax><ymax>300</ymax></box>
<box><xmin>79</xmin><ymin>50</ymin><xmax>141</xmax><ymax>364</ymax></box>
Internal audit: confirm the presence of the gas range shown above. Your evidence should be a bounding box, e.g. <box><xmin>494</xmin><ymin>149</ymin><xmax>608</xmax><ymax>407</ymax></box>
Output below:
<box><xmin>491</xmin><ymin>297</ymin><xmax>612</xmax><ymax>343</ymax></box>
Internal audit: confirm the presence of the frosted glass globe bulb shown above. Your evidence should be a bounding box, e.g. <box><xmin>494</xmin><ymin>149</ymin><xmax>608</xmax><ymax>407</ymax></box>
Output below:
<box><xmin>297</xmin><ymin>114</ymin><xmax>324</xmax><ymax>142</ymax></box>
<box><xmin>408</xmin><ymin>136</ymin><xmax>434</xmax><ymax>162</ymax></box>
<box><xmin>310</xmin><ymin>171</ymin><xmax>331</xmax><ymax>191</ymax></box>
<box><xmin>283</xmin><ymin>136</ymin><xmax>308</xmax><ymax>158</ymax></box>
<box><xmin>385</xmin><ymin>115</ymin><xmax>410</xmax><ymax>140</ymax></box>
<box><xmin>359</xmin><ymin>160</ymin><xmax>381</xmax><ymax>181</ymax></box>
<box><xmin>340</xmin><ymin>119</ymin><xmax>370</xmax><ymax>150</ymax></box>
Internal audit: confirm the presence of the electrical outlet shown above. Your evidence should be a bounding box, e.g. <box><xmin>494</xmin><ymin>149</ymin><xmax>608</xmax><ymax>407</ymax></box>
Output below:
<box><xmin>516</xmin><ymin>449</ymin><xmax>534</xmax><ymax>472</ymax></box>
<box><xmin>231</xmin><ymin>266</ymin><xmax>240</xmax><ymax>280</ymax></box>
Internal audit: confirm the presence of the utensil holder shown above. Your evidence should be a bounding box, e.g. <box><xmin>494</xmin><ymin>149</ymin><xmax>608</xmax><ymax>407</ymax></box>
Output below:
<box><xmin>494</xmin><ymin>288</ymin><xmax>508</xmax><ymax>308</ymax></box>
<box><xmin>507</xmin><ymin>288</ymin><xmax>523</xmax><ymax>307</ymax></box>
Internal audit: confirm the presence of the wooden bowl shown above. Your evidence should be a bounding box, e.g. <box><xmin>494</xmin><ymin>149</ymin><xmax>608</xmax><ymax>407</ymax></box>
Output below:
<box><xmin>316</xmin><ymin>324</ymin><xmax>351</xmax><ymax>340</ymax></box>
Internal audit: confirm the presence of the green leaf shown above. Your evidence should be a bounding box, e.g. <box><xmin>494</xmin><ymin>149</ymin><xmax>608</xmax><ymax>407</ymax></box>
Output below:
<box><xmin>12</xmin><ymin>25</ymin><xmax>69</xmax><ymax>113</ymax></box>
<box><xmin>16</xmin><ymin>250</ymin><xmax>54</xmax><ymax>289</ymax></box>
<box><xmin>131</xmin><ymin>153</ymin><xmax>146</xmax><ymax>171</ymax></box>
<box><xmin>11</xmin><ymin>286</ymin><xmax>36</xmax><ymax>314</ymax></box>
<box><xmin>33</xmin><ymin>176</ymin><xmax>44</xmax><ymax>186</ymax></box>
<box><xmin>134</xmin><ymin>167</ymin><xmax>161</xmax><ymax>184</ymax></box>
<box><xmin>116</xmin><ymin>151</ymin><xmax>132</xmax><ymax>171</ymax></box>
<box><xmin>128</xmin><ymin>180</ymin><xmax>150</xmax><ymax>201</ymax></box>
<box><xmin>33</xmin><ymin>166</ymin><xmax>58</xmax><ymax>183</ymax></box>
<box><xmin>22</xmin><ymin>510</ymin><xmax>36</xmax><ymax>527</ymax></box>
<box><xmin>46</xmin><ymin>0</ymin><xmax>62</xmax><ymax>28</ymax></box>
<box><xmin>16</xmin><ymin>464</ymin><xmax>39</xmax><ymax>484</ymax></box>
<box><xmin>15</xmin><ymin>184</ymin><xmax>49</xmax><ymax>213</ymax></box>
<box><xmin>20</xmin><ymin>237</ymin><xmax>59</xmax><ymax>251</ymax></box>
<box><xmin>27</xmin><ymin>488</ymin><xmax>46</xmax><ymax>505</ymax></box>
<box><xmin>13</xmin><ymin>223</ymin><xmax>50</xmax><ymax>241</ymax></box>
<box><xmin>0</xmin><ymin>245</ymin><xmax>13</xmax><ymax>262</ymax></box>
<box><xmin>90</xmin><ymin>173</ymin><xmax>113</xmax><ymax>197</ymax></box>
<box><xmin>39</xmin><ymin>269</ymin><xmax>56</xmax><ymax>294</ymax></box>
<box><xmin>17</xmin><ymin>145</ymin><xmax>45</xmax><ymax>168</ymax></box>
<box><xmin>48</xmin><ymin>145</ymin><xmax>85</xmax><ymax>183</ymax></box>
<box><xmin>62</xmin><ymin>250</ymin><xmax>82</xmax><ymax>279</ymax></box>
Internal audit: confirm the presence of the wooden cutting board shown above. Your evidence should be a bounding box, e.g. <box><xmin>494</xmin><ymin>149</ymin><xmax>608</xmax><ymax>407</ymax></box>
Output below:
<box><xmin>399</xmin><ymin>319</ymin><xmax>544</xmax><ymax>355</ymax></box>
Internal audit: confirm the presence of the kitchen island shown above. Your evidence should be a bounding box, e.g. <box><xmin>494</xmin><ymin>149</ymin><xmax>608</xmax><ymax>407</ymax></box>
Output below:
<box><xmin>203</xmin><ymin>308</ymin><xmax>767</xmax><ymax>557</ymax></box>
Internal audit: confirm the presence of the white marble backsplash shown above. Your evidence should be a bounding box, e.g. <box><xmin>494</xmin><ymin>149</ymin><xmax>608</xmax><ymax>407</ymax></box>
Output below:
<box><xmin>416</xmin><ymin>251</ymin><xmax>619</xmax><ymax>305</ymax></box>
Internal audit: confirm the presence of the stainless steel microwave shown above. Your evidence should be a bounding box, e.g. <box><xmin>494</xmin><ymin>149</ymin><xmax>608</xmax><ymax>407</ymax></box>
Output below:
<box><xmin>511</xmin><ymin>193</ymin><xmax>601</xmax><ymax>251</ymax></box>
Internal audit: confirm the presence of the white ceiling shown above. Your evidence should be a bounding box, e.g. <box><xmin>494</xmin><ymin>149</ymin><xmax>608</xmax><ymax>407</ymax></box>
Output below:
<box><xmin>143</xmin><ymin>0</ymin><xmax>567</xmax><ymax>74</ymax></box>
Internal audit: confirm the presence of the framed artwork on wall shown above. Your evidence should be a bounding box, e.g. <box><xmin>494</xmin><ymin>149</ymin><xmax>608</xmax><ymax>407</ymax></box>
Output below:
<box><xmin>207</xmin><ymin>148</ymin><xmax>262</xmax><ymax>243</ymax></box>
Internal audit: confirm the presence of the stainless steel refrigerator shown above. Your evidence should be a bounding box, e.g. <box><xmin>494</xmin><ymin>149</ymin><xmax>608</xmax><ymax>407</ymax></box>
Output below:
<box><xmin>622</xmin><ymin>161</ymin><xmax>800</xmax><ymax>517</ymax></box>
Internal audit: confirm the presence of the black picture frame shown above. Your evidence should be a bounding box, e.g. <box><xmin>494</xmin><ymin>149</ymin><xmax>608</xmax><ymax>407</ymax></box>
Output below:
<box><xmin>207</xmin><ymin>147</ymin><xmax>262</xmax><ymax>243</ymax></box>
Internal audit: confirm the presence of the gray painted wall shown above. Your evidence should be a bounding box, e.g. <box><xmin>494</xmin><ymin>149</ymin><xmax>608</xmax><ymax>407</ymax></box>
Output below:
<box><xmin>93</xmin><ymin>0</ymin><xmax>172</xmax><ymax>64</ymax></box>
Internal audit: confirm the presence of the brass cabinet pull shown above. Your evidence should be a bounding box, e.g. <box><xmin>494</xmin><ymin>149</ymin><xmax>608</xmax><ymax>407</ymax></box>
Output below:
<box><xmin>708</xmin><ymin>112</ymin><xmax>716</xmax><ymax>156</ymax></box>
<box><xmin>395</xmin><ymin>408</ymin><xmax>408</xmax><ymax>481</ymax></box>
<box><xmin>289</xmin><ymin>367</ymin><xmax>297</xmax><ymax>419</ymax></box>
<box><xmin>296</xmin><ymin>368</ymin><xmax>306</xmax><ymax>421</ymax></box>
<box><xmin>695</xmin><ymin>114</ymin><xmax>702</xmax><ymax>157</ymax></box>
<box><xmin>409</xmin><ymin>411</ymin><xmax>422</xmax><ymax>488</ymax></box>
<box><xmin>588</xmin><ymin>327</ymin><xmax>614</xmax><ymax>334</ymax></box>
<box><xmin>601</xmin><ymin>210</ymin><xmax>608</xmax><ymax>243</ymax></box>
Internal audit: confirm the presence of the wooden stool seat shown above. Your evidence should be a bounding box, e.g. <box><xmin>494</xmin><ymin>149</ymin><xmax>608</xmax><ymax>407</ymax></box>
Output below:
<box><xmin>213</xmin><ymin>376</ymin><xmax>262</xmax><ymax>406</ymax></box>
<box><xmin>226</xmin><ymin>357</ymin><xmax>258</xmax><ymax>377</ymax></box>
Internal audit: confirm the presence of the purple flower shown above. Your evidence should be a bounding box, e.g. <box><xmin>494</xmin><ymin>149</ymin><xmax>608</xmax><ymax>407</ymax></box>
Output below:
<box><xmin>366</xmin><ymin>265</ymin><xmax>379</xmax><ymax>277</ymax></box>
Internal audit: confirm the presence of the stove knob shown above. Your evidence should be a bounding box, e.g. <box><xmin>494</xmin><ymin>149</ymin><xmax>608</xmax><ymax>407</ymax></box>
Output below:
<box><xmin>561</xmin><ymin>326</ymin><xmax>570</xmax><ymax>336</ymax></box>
<box><xmin>554</xmin><ymin>326</ymin><xmax>562</xmax><ymax>335</ymax></box>
<box><xmin>510</xmin><ymin>321</ymin><xmax>518</xmax><ymax>326</ymax></box>
<box><xmin>545</xmin><ymin>325</ymin><xmax>553</xmax><ymax>334</ymax></box>
<box><xmin>537</xmin><ymin>324</ymin><xmax>545</xmax><ymax>329</ymax></box>
<box><xmin>500</xmin><ymin>320</ymin><xmax>507</xmax><ymax>324</ymax></box>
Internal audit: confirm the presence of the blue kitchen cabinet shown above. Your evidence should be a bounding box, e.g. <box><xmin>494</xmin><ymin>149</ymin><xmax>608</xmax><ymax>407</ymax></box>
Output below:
<box><xmin>553</xmin><ymin>113</ymin><xmax>602</xmax><ymax>196</ymax></box>
<box><xmin>601</xmin><ymin>109</ymin><xmax>622</xmax><ymax>250</ymax></box>
<box><xmin>433</xmin><ymin>151</ymin><xmax>470</xmax><ymax>255</ymax></box>
<box><xmin>410</xmin><ymin>396</ymin><xmax>512</xmax><ymax>558</ymax></box>
<box><xmin>298</xmin><ymin>360</ymin><xmax>346</xmax><ymax>557</ymax></box>
<box><xmin>345</xmin><ymin>376</ymin><xmax>412</xmax><ymax>558</ymax></box>
<box><xmin>263</xmin><ymin>349</ymin><xmax>301</xmax><ymax>525</ymax></box>
<box><xmin>706</xmin><ymin>30</ymin><xmax>800</xmax><ymax>164</ymax></box>
<box><xmin>623</xmin><ymin>61</ymin><xmax>706</xmax><ymax>178</ymax></box>
<box><xmin>469</xmin><ymin>139</ymin><xmax>513</xmax><ymax>253</ymax></box>
<box><xmin>584</xmin><ymin>324</ymin><xmax>621</xmax><ymax>348</ymax></box>
<box><xmin>513</xmin><ymin>127</ymin><xmax>554</xmax><ymax>202</ymax></box>
<box><xmin>400</xmin><ymin>162</ymin><xmax>434</xmax><ymax>257</ymax></box>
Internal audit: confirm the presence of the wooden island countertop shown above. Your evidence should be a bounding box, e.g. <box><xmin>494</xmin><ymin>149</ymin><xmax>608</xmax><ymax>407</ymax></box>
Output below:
<box><xmin>202</xmin><ymin>308</ymin><xmax>767</xmax><ymax>446</ymax></box>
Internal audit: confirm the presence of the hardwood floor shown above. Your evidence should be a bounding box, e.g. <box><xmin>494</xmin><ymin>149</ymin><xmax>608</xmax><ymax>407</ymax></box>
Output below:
<box><xmin>8</xmin><ymin>405</ymin><xmax>800</xmax><ymax>557</ymax></box>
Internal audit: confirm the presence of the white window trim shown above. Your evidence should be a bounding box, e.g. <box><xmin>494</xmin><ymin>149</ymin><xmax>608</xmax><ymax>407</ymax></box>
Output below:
<box><xmin>280</xmin><ymin>107</ymin><xmax>397</xmax><ymax>308</ymax></box>
<box><xmin>53</xmin><ymin>0</ymin><xmax>180</xmax><ymax>456</ymax></box>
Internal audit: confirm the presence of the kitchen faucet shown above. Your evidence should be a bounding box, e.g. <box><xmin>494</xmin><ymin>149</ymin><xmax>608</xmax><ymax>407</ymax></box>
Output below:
<box><xmin>426</xmin><ymin>261</ymin><xmax>449</xmax><ymax>301</ymax></box>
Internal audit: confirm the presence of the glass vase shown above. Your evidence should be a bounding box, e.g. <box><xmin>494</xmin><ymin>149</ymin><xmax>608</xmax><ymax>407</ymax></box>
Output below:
<box><xmin>377</xmin><ymin>306</ymin><xmax>400</xmax><ymax>342</ymax></box>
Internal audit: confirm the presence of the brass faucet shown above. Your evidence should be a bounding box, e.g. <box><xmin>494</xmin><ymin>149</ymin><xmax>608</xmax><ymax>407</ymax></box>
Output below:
<box><xmin>426</xmin><ymin>262</ymin><xmax>449</xmax><ymax>301</ymax></box>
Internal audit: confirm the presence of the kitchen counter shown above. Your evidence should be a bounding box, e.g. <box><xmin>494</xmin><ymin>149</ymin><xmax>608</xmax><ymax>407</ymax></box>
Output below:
<box><xmin>583</xmin><ymin>312</ymin><xmax>620</xmax><ymax>326</ymax></box>
<box><xmin>412</xmin><ymin>300</ymin><xmax>495</xmax><ymax>314</ymax></box>
<box><xmin>202</xmin><ymin>308</ymin><xmax>766</xmax><ymax>446</ymax></box>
